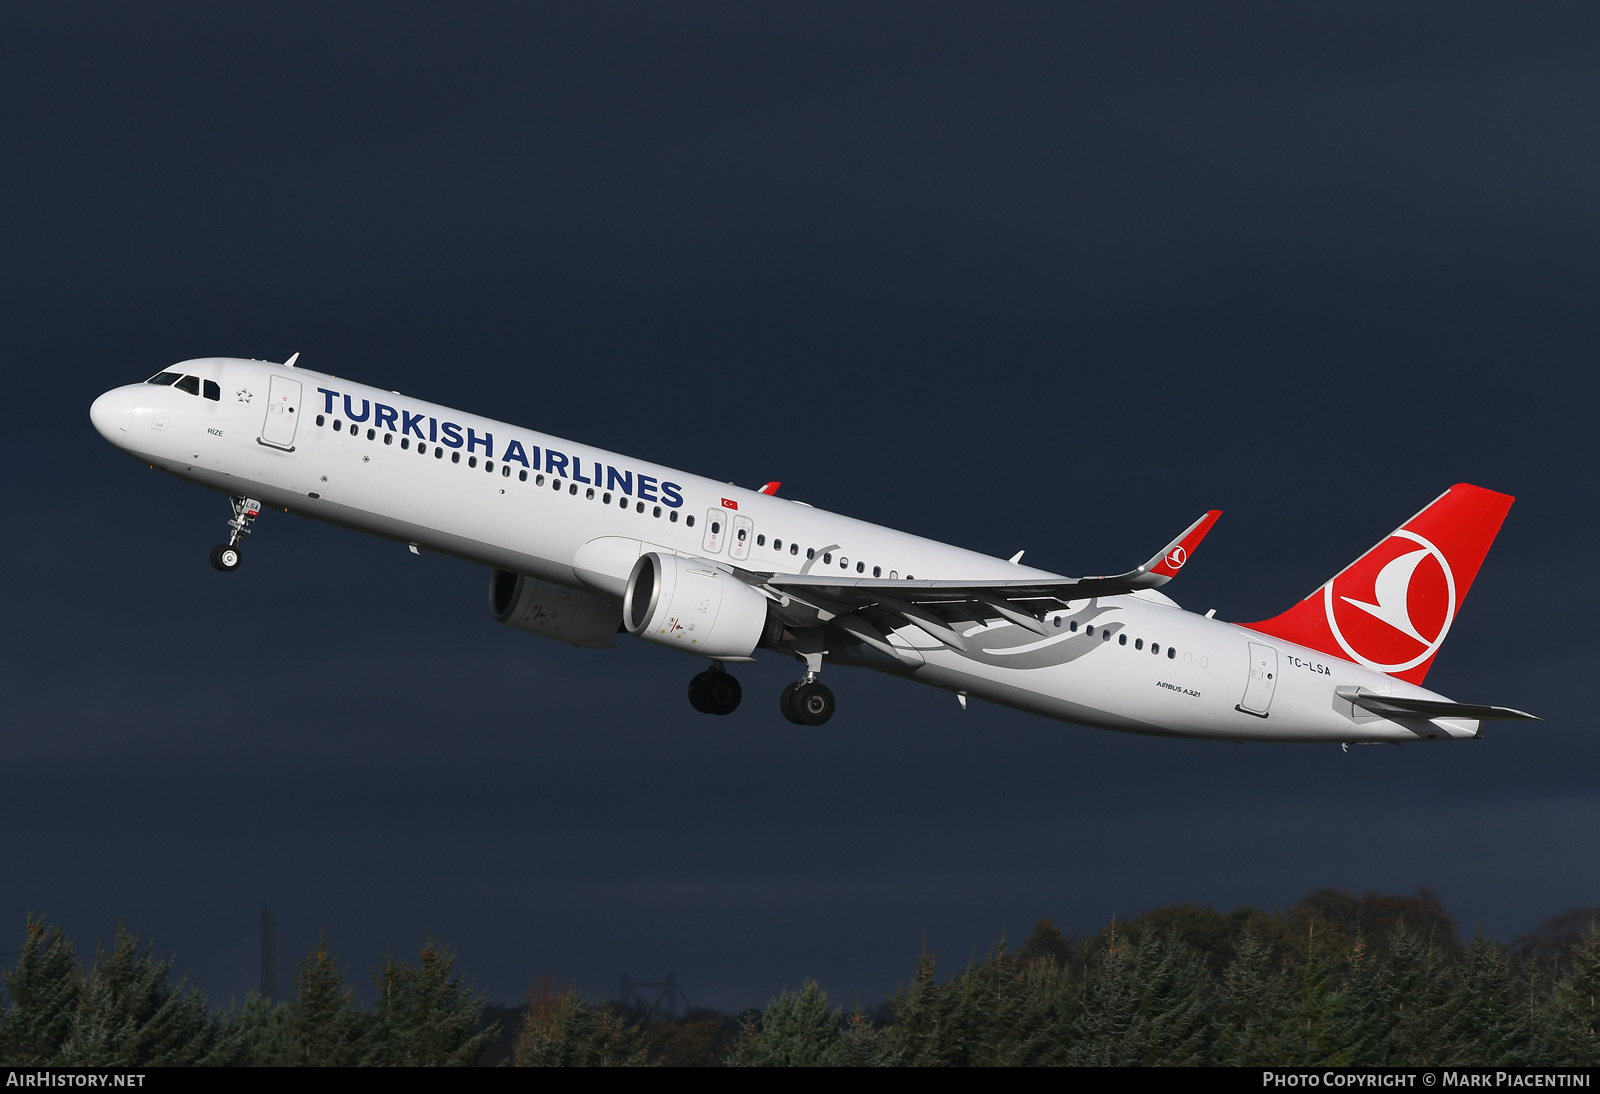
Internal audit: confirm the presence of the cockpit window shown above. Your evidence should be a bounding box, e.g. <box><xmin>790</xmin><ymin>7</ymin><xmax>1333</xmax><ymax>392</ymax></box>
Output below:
<box><xmin>174</xmin><ymin>375</ymin><xmax>200</xmax><ymax>395</ymax></box>
<box><xmin>203</xmin><ymin>379</ymin><xmax>220</xmax><ymax>401</ymax></box>
<box><xmin>145</xmin><ymin>372</ymin><xmax>182</xmax><ymax>386</ymax></box>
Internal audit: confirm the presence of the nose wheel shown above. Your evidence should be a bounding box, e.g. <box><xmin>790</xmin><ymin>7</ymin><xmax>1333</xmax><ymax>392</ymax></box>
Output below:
<box><xmin>780</xmin><ymin>679</ymin><xmax>835</xmax><ymax>726</ymax></box>
<box><xmin>688</xmin><ymin>666</ymin><xmax>742</xmax><ymax>716</ymax></box>
<box><xmin>209</xmin><ymin>544</ymin><xmax>243</xmax><ymax>572</ymax></box>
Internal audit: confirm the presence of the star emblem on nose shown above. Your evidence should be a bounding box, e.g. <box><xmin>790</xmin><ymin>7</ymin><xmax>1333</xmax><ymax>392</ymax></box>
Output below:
<box><xmin>237</xmin><ymin>389</ymin><xmax>253</xmax><ymax>404</ymax></box>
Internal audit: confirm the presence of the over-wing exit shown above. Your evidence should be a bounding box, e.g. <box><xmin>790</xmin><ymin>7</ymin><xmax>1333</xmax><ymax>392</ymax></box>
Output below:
<box><xmin>89</xmin><ymin>357</ymin><xmax>1536</xmax><ymax>741</ymax></box>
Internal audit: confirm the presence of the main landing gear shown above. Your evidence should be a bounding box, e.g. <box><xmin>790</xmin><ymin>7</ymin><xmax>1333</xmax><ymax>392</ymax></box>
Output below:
<box><xmin>688</xmin><ymin>664</ymin><xmax>742</xmax><ymax>716</ymax></box>
<box><xmin>210</xmin><ymin>496</ymin><xmax>261</xmax><ymax>573</ymax></box>
<box><xmin>779</xmin><ymin>677</ymin><xmax>835</xmax><ymax>726</ymax></box>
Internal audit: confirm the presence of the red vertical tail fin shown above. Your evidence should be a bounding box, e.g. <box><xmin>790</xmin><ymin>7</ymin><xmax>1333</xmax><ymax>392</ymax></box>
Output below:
<box><xmin>1246</xmin><ymin>484</ymin><xmax>1514</xmax><ymax>684</ymax></box>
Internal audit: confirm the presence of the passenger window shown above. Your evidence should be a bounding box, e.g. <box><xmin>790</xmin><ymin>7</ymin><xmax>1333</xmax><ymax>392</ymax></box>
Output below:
<box><xmin>806</xmin><ymin>549</ymin><xmax>815</xmax><ymax>559</ymax></box>
<box><xmin>1071</xmin><ymin>621</ymin><xmax>1079</xmax><ymax>632</ymax></box>
<box><xmin>486</xmin><ymin>461</ymin><xmax>494</xmax><ymax>473</ymax></box>
<box><xmin>686</xmin><ymin>515</ymin><xmax>695</xmax><ymax>527</ymax></box>
<box><xmin>506</xmin><ymin>466</ymin><xmax>514</xmax><ymax>479</ymax></box>
<box><xmin>203</xmin><ymin>380</ymin><xmax>221</xmax><ymax>401</ymax></box>
<box><xmin>145</xmin><ymin>372</ymin><xmax>182</xmax><ymax>386</ymax></box>
<box><xmin>333</xmin><ymin>419</ymin><xmax>342</xmax><ymax>430</ymax></box>
<box><xmin>757</xmin><ymin>535</ymin><xmax>766</xmax><ymax>547</ymax></box>
<box><xmin>669</xmin><ymin>511</ymin><xmax>678</xmax><ymax>522</ymax></box>
<box><xmin>619</xmin><ymin>495</ymin><xmax>628</xmax><ymax>507</ymax></box>
<box><xmin>1103</xmin><ymin>630</ymin><xmax>1112</xmax><ymax>642</ymax></box>
<box><xmin>317</xmin><ymin>415</ymin><xmax>326</xmax><ymax>426</ymax></box>
<box><xmin>791</xmin><ymin>544</ymin><xmax>798</xmax><ymax>555</ymax></box>
<box><xmin>1135</xmin><ymin>638</ymin><xmax>1144</xmax><ymax>650</ymax></box>
<box><xmin>889</xmin><ymin>570</ymin><xmax>897</xmax><ymax>579</ymax></box>
<box><xmin>367</xmin><ymin>428</ymin><xmax>376</xmax><ymax>440</ymax></box>
<box><xmin>823</xmin><ymin>553</ymin><xmax>832</xmax><ymax>564</ymax></box>
<box><xmin>774</xmin><ymin>539</ymin><xmax>782</xmax><ymax>550</ymax></box>
<box><xmin>634</xmin><ymin>500</ymin><xmax>642</xmax><ymax>510</ymax></box>
<box><xmin>1151</xmin><ymin>644</ymin><xmax>1160</xmax><ymax>655</ymax></box>
<box><xmin>1119</xmin><ymin>633</ymin><xmax>1127</xmax><ymax>645</ymax></box>
<box><xmin>653</xmin><ymin>506</ymin><xmax>662</xmax><ymax>517</ymax></box>
<box><xmin>1168</xmin><ymin>647</ymin><xmax>1177</xmax><ymax>659</ymax></box>
<box><xmin>468</xmin><ymin>456</ymin><xmax>477</xmax><ymax>467</ymax></box>
<box><xmin>1052</xmin><ymin>616</ymin><xmax>1061</xmax><ymax>628</ymax></box>
<box><xmin>584</xmin><ymin>485</ymin><xmax>593</xmax><ymax>497</ymax></box>
<box><xmin>383</xmin><ymin>434</ymin><xmax>393</xmax><ymax>445</ymax></box>
<box><xmin>603</xmin><ymin>492</ymin><xmax>611</xmax><ymax>504</ymax></box>
<box><xmin>434</xmin><ymin>448</ymin><xmax>443</xmax><ymax>459</ymax></box>
<box><xmin>519</xmin><ymin>470</ymin><xmax>527</xmax><ymax>481</ymax></box>
<box><xmin>174</xmin><ymin>375</ymin><xmax>200</xmax><ymax>395</ymax></box>
<box><xmin>349</xmin><ymin>423</ymin><xmax>358</xmax><ymax>435</ymax></box>
<box><xmin>1086</xmin><ymin>625</ymin><xmax>1094</xmax><ymax>637</ymax></box>
<box><xmin>452</xmin><ymin>451</ymin><xmax>460</xmax><ymax>463</ymax></box>
<box><xmin>871</xmin><ymin>565</ymin><xmax>878</xmax><ymax>576</ymax></box>
<box><xmin>536</xmin><ymin>473</ymin><xmax>544</xmax><ymax>484</ymax></box>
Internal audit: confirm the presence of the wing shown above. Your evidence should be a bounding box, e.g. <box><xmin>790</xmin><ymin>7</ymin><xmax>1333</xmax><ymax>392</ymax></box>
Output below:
<box><xmin>763</xmin><ymin>509</ymin><xmax>1221</xmax><ymax>607</ymax></box>
<box><xmin>757</xmin><ymin>510</ymin><xmax>1221</xmax><ymax>650</ymax></box>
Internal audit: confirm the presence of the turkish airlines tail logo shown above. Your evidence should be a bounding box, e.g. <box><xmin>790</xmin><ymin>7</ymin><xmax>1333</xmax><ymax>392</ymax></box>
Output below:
<box><xmin>1247</xmin><ymin>484</ymin><xmax>1513</xmax><ymax>685</ymax></box>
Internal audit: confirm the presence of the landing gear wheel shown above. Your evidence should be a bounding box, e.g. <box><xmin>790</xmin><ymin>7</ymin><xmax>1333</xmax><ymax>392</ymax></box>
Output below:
<box><xmin>210</xmin><ymin>544</ymin><xmax>242</xmax><ymax>572</ymax></box>
<box><xmin>779</xmin><ymin>682</ymin><xmax>802</xmax><ymax>725</ymax></box>
<box><xmin>791</xmin><ymin>681</ymin><xmax>835</xmax><ymax>726</ymax></box>
<box><xmin>688</xmin><ymin>669</ymin><xmax>741</xmax><ymax>716</ymax></box>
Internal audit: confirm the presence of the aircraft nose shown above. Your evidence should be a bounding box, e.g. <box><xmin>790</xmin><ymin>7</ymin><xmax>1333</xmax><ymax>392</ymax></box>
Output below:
<box><xmin>89</xmin><ymin>387</ymin><xmax>134</xmax><ymax>444</ymax></box>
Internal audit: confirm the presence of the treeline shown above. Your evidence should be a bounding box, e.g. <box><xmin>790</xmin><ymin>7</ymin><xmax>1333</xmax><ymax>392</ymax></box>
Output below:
<box><xmin>0</xmin><ymin>919</ymin><xmax>494</xmax><ymax>1066</ymax></box>
<box><xmin>4</xmin><ymin>890</ymin><xmax>1600</xmax><ymax>1066</ymax></box>
<box><xmin>520</xmin><ymin>890</ymin><xmax>1600</xmax><ymax>1067</ymax></box>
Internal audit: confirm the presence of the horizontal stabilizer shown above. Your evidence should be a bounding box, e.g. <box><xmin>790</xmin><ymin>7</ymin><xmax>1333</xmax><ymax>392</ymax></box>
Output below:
<box><xmin>1334</xmin><ymin>686</ymin><xmax>1539</xmax><ymax>722</ymax></box>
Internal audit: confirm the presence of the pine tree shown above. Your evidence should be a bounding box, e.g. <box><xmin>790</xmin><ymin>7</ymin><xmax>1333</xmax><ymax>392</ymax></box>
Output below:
<box><xmin>0</xmin><ymin>917</ymin><xmax>82</xmax><ymax>1065</ymax></box>
<box><xmin>1217</xmin><ymin>932</ymin><xmax>1293</xmax><ymax>1065</ymax></box>
<box><xmin>224</xmin><ymin>993</ymin><xmax>289</xmax><ymax>1066</ymax></box>
<box><xmin>1439</xmin><ymin>932</ymin><xmax>1551</xmax><ymax>1065</ymax></box>
<box><xmin>364</xmin><ymin>940</ymin><xmax>495</xmax><ymax>1066</ymax></box>
<box><xmin>1066</xmin><ymin>928</ymin><xmax>1143</xmax><ymax>1065</ymax></box>
<box><xmin>1382</xmin><ymin>926</ymin><xmax>1453</xmax><ymax>1066</ymax></box>
<box><xmin>876</xmin><ymin>949</ymin><xmax>963</xmax><ymax>1065</ymax></box>
<box><xmin>1552</xmin><ymin>925</ymin><xmax>1600</xmax><ymax>1063</ymax></box>
<box><xmin>725</xmin><ymin>979</ymin><xmax>842</xmax><ymax>1066</ymax></box>
<box><xmin>284</xmin><ymin>933</ymin><xmax>365</xmax><ymax>1066</ymax></box>
<box><xmin>514</xmin><ymin>985</ymin><xmax>645</xmax><ymax>1066</ymax></box>
<box><xmin>58</xmin><ymin>924</ymin><xmax>230</xmax><ymax>1066</ymax></box>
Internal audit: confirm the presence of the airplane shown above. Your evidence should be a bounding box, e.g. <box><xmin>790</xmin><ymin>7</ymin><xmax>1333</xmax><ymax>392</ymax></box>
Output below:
<box><xmin>89</xmin><ymin>356</ymin><xmax>1537</xmax><ymax>742</ymax></box>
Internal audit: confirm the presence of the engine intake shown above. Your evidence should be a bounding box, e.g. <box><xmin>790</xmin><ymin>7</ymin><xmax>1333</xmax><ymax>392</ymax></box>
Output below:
<box><xmin>623</xmin><ymin>552</ymin><xmax>779</xmax><ymax>658</ymax></box>
<box><xmin>489</xmin><ymin>569</ymin><xmax>622</xmax><ymax>648</ymax></box>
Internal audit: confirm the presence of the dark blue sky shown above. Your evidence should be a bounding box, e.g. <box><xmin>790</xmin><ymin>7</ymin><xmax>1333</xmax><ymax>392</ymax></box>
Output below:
<box><xmin>2</xmin><ymin>3</ymin><xmax>1596</xmax><ymax>1011</ymax></box>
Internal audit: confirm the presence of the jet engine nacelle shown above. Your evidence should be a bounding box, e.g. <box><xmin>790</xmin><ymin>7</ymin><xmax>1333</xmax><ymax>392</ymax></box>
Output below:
<box><xmin>622</xmin><ymin>552</ymin><xmax>780</xmax><ymax>658</ymax></box>
<box><xmin>489</xmin><ymin>569</ymin><xmax>622</xmax><ymax>648</ymax></box>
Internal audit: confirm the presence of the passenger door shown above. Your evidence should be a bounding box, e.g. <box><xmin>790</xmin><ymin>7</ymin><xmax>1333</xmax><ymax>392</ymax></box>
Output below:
<box><xmin>259</xmin><ymin>375</ymin><xmax>302</xmax><ymax>451</ymax></box>
<box><xmin>1237</xmin><ymin>642</ymin><xmax>1278</xmax><ymax>716</ymax></box>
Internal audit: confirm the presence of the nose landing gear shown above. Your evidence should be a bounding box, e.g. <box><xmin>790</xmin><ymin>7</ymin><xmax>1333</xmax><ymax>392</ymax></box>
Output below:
<box><xmin>688</xmin><ymin>664</ymin><xmax>742</xmax><ymax>716</ymax></box>
<box><xmin>210</xmin><ymin>496</ymin><xmax>261</xmax><ymax>572</ymax></box>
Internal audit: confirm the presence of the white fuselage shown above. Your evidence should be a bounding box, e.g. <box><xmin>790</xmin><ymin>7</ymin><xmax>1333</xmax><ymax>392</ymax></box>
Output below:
<box><xmin>90</xmin><ymin>358</ymin><xmax>1475</xmax><ymax>745</ymax></box>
